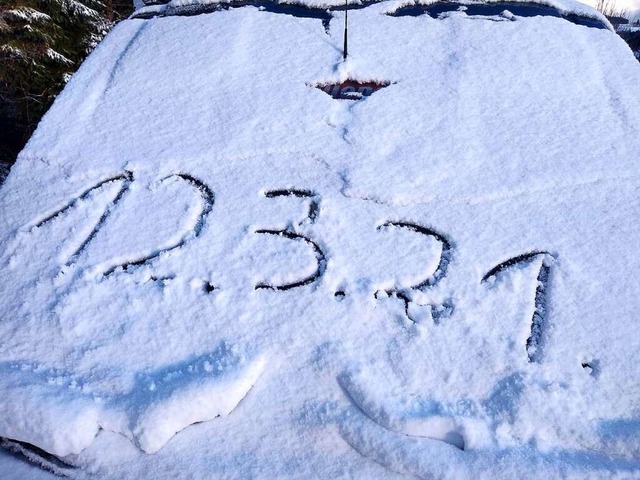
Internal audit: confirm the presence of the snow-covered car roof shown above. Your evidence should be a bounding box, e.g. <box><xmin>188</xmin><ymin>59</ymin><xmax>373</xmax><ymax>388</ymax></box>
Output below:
<box><xmin>1</xmin><ymin>0</ymin><xmax>640</xmax><ymax>477</ymax></box>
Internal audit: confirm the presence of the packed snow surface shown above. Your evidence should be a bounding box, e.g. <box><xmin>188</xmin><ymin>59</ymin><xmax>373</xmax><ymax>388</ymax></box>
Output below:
<box><xmin>1</xmin><ymin>1</ymin><xmax>640</xmax><ymax>478</ymax></box>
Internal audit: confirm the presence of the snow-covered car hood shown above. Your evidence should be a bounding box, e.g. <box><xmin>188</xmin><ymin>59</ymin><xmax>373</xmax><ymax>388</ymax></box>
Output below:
<box><xmin>1</xmin><ymin>0</ymin><xmax>640</xmax><ymax>477</ymax></box>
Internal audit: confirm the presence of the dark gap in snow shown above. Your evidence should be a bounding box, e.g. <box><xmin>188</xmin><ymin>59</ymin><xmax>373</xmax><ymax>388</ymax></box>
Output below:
<box><xmin>0</xmin><ymin>437</ymin><xmax>76</xmax><ymax>477</ymax></box>
<box><xmin>149</xmin><ymin>275</ymin><xmax>176</xmax><ymax>286</ymax></box>
<box><xmin>183</xmin><ymin>1</ymin><xmax>332</xmax><ymax>28</ymax></box>
<box><xmin>526</xmin><ymin>261</ymin><xmax>550</xmax><ymax>363</ymax></box>
<box><xmin>173</xmin><ymin>173</ymin><xmax>216</xmax><ymax>236</ymax></box>
<box><xmin>481</xmin><ymin>252</ymin><xmax>553</xmax><ymax>362</ymax></box>
<box><xmin>33</xmin><ymin>171</ymin><xmax>134</xmax><ymax>228</ymax></box>
<box><xmin>334</xmin><ymin>290</ymin><xmax>346</xmax><ymax>300</ymax></box>
<box><xmin>65</xmin><ymin>172</ymin><xmax>134</xmax><ymax>266</ymax></box>
<box><xmin>352</xmin><ymin>195</ymin><xmax>385</xmax><ymax>205</ymax></box>
<box><xmin>103</xmin><ymin>173</ymin><xmax>215</xmax><ymax>276</ymax></box>
<box><xmin>315</xmin><ymin>80</ymin><xmax>391</xmax><ymax>100</ymax></box>
<box><xmin>431</xmin><ymin>298</ymin><xmax>454</xmax><ymax>325</ymax></box>
<box><xmin>136</xmin><ymin>0</ymin><xmax>335</xmax><ymax>29</ymax></box>
<box><xmin>391</xmin><ymin>290</ymin><xmax>414</xmax><ymax>322</ymax></box>
<box><xmin>441</xmin><ymin>431</ymin><xmax>465</xmax><ymax>450</ymax></box>
<box><xmin>388</xmin><ymin>2</ymin><xmax>608</xmax><ymax>30</ymax></box>
<box><xmin>263</xmin><ymin>188</ymin><xmax>320</xmax><ymax>223</ymax></box>
<box><xmin>372</xmin><ymin>221</ymin><xmax>453</xmax><ymax>325</ymax></box>
<box><xmin>254</xmin><ymin>229</ymin><xmax>327</xmax><ymax>290</ymax></box>
<box><xmin>581</xmin><ymin>360</ymin><xmax>600</xmax><ymax>377</ymax></box>
<box><xmin>264</xmin><ymin>188</ymin><xmax>315</xmax><ymax>198</ymax></box>
<box><xmin>204</xmin><ymin>281</ymin><xmax>217</xmax><ymax>293</ymax></box>
<box><xmin>133</xmin><ymin>1</ymin><xmax>608</xmax><ymax>32</ymax></box>
<box><xmin>377</xmin><ymin>221</ymin><xmax>452</xmax><ymax>290</ymax></box>
<box><xmin>308</xmin><ymin>199</ymin><xmax>320</xmax><ymax>222</ymax></box>
<box><xmin>481</xmin><ymin>250</ymin><xmax>550</xmax><ymax>282</ymax></box>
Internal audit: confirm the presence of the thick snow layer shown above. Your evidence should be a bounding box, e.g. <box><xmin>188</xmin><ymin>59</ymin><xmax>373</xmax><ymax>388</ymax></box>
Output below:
<box><xmin>1</xmin><ymin>1</ymin><xmax>640</xmax><ymax>478</ymax></box>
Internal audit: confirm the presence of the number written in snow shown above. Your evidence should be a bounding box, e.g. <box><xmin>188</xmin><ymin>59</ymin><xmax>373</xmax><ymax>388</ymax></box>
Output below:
<box><xmin>28</xmin><ymin>172</ymin><xmax>549</xmax><ymax>302</ymax></box>
<box><xmin>255</xmin><ymin>189</ymin><xmax>326</xmax><ymax>290</ymax></box>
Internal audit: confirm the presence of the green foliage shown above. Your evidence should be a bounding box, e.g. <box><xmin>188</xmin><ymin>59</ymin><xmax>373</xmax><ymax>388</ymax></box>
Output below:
<box><xmin>0</xmin><ymin>0</ymin><xmax>112</xmax><ymax>164</ymax></box>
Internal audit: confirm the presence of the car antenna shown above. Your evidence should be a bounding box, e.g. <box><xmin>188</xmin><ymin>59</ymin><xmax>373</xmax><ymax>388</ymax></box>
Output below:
<box><xmin>343</xmin><ymin>0</ymin><xmax>348</xmax><ymax>60</ymax></box>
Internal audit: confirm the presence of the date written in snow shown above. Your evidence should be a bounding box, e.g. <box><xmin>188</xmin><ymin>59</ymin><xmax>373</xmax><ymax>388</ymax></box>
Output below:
<box><xmin>27</xmin><ymin>172</ymin><xmax>453</xmax><ymax>290</ymax></box>
<box><xmin>26</xmin><ymin>171</ymin><xmax>551</xmax><ymax>301</ymax></box>
<box><xmin>24</xmin><ymin>171</ymin><xmax>553</xmax><ymax>361</ymax></box>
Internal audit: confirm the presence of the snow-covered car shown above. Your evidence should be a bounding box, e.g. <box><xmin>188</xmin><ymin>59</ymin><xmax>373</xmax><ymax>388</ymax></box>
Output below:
<box><xmin>1</xmin><ymin>0</ymin><xmax>640</xmax><ymax>478</ymax></box>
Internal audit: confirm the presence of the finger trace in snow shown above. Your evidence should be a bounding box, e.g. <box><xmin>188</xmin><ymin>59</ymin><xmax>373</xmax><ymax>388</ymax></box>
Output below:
<box><xmin>102</xmin><ymin>173</ymin><xmax>215</xmax><ymax>276</ymax></box>
<box><xmin>64</xmin><ymin>173</ymin><xmax>134</xmax><ymax>267</ymax></box>
<box><xmin>0</xmin><ymin>437</ymin><xmax>76</xmax><ymax>477</ymax></box>
<box><xmin>262</xmin><ymin>188</ymin><xmax>320</xmax><ymax>223</ymax></box>
<box><xmin>482</xmin><ymin>252</ymin><xmax>553</xmax><ymax>363</ymax></box>
<box><xmin>253</xmin><ymin>229</ymin><xmax>327</xmax><ymax>290</ymax></box>
<box><xmin>376</xmin><ymin>221</ymin><xmax>452</xmax><ymax>291</ymax></box>
<box><xmin>481</xmin><ymin>250</ymin><xmax>551</xmax><ymax>282</ymax></box>
<box><xmin>31</xmin><ymin>171</ymin><xmax>133</xmax><ymax>230</ymax></box>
